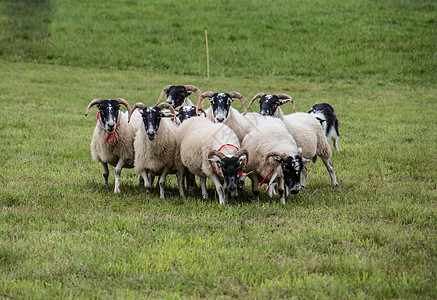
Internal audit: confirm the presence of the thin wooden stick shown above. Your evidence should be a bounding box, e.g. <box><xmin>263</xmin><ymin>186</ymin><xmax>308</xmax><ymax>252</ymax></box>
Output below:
<box><xmin>205</xmin><ymin>27</ymin><xmax>210</xmax><ymax>78</ymax></box>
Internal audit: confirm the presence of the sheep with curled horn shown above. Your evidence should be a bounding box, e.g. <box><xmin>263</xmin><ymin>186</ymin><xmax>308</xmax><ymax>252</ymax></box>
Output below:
<box><xmin>154</xmin><ymin>85</ymin><xmax>203</xmax><ymax>108</ymax></box>
<box><xmin>196</xmin><ymin>91</ymin><xmax>266</xmax><ymax>143</ymax></box>
<box><xmin>130</xmin><ymin>102</ymin><xmax>180</xmax><ymax>199</ymax></box>
<box><xmin>85</xmin><ymin>97</ymin><xmax>142</xmax><ymax>193</ymax></box>
<box><xmin>175</xmin><ymin>116</ymin><xmax>249</xmax><ymax>204</ymax></box>
<box><xmin>247</xmin><ymin>93</ymin><xmax>296</xmax><ymax>119</ymax></box>
<box><xmin>174</xmin><ymin>105</ymin><xmax>207</xmax><ymax>124</ymax></box>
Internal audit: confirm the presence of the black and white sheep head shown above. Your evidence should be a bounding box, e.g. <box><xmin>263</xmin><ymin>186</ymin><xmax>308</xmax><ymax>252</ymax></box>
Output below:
<box><xmin>196</xmin><ymin>91</ymin><xmax>248</xmax><ymax>123</ymax></box>
<box><xmin>130</xmin><ymin>103</ymin><xmax>176</xmax><ymax>140</ymax></box>
<box><xmin>248</xmin><ymin>93</ymin><xmax>296</xmax><ymax>116</ymax></box>
<box><xmin>85</xmin><ymin>98</ymin><xmax>131</xmax><ymax>133</ymax></box>
<box><xmin>208</xmin><ymin>149</ymin><xmax>248</xmax><ymax>196</ymax></box>
<box><xmin>174</xmin><ymin>106</ymin><xmax>207</xmax><ymax>123</ymax></box>
<box><xmin>155</xmin><ymin>85</ymin><xmax>202</xmax><ymax>108</ymax></box>
<box><xmin>265</xmin><ymin>148</ymin><xmax>304</xmax><ymax>194</ymax></box>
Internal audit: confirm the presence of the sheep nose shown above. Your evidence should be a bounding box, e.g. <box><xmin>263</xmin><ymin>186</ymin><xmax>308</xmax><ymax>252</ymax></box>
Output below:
<box><xmin>107</xmin><ymin>124</ymin><xmax>115</xmax><ymax>131</ymax></box>
<box><xmin>217</xmin><ymin>117</ymin><xmax>224</xmax><ymax>122</ymax></box>
<box><xmin>147</xmin><ymin>133</ymin><xmax>155</xmax><ymax>140</ymax></box>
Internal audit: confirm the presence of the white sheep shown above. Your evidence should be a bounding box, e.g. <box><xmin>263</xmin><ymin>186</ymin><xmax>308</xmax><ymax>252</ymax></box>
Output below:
<box><xmin>249</xmin><ymin>93</ymin><xmax>338</xmax><ymax>187</ymax></box>
<box><xmin>130</xmin><ymin>102</ymin><xmax>179</xmax><ymax>199</ymax></box>
<box><xmin>85</xmin><ymin>98</ymin><xmax>142</xmax><ymax>193</ymax></box>
<box><xmin>176</xmin><ymin>117</ymin><xmax>248</xmax><ymax>204</ymax></box>
<box><xmin>241</xmin><ymin>117</ymin><xmax>305</xmax><ymax>204</ymax></box>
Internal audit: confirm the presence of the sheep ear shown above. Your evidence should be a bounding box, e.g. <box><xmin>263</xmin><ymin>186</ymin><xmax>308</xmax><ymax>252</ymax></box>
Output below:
<box><xmin>267</xmin><ymin>155</ymin><xmax>282</xmax><ymax>166</ymax></box>
<box><xmin>186</xmin><ymin>91</ymin><xmax>192</xmax><ymax>96</ymax></box>
<box><xmin>238</xmin><ymin>155</ymin><xmax>247</xmax><ymax>165</ymax></box>
<box><xmin>278</xmin><ymin>99</ymin><xmax>291</xmax><ymax>106</ymax></box>
<box><xmin>136</xmin><ymin>108</ymin><xmax>143</xmax><ymax>115</ymax></box>
<box><xmin>297</xmin><ymin>147</ymin><xmax>303</xmax><ymax>156</ymax></box>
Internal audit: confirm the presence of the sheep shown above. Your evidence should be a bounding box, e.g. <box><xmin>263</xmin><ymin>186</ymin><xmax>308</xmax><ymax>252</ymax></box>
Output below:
<box><xmin>85</xmin><ymin>98</ymin><xmax>142</xmax><ymax>193</ymax></box>
<box><xmin>196</xmin><ymin>91</ymin><xmax>265</xmax><ymax>142</ymax></box>
<box><xmin>308</xmin><ymin>103</ymin><xmax>340</xmax><ymax>153</ymax></box>
<box><xmin>129</xmin><ymin>102</ymin><xmax>179</xmax><ymax>199</ymax></box>
<box><xmin>249</xmin><ymin>93</ymin><xmax>338</xmax><ymax>187</ymax></box>
<box><xmin>241</xmin><ymin>116</ymin><xmax>306</xmax><ymax>204</ymax></box>
<box><xmin>154</xmin><ymin>85</ymin><xmax>202</xmax><ymax>108</ymax></box>
<box><xmin>247</xmin><ymin>93</ymin><xmax>296</xmax><ymax>119</ymax></box>
<box><xmin>176</xmin><ymin>116</ymin><xmax>248</xmax><ymax>204</ymax></box>
<box><xmin>174</xmin><ymin>105</ymin><xmax>207</xmax><ymax>124</ymax></box>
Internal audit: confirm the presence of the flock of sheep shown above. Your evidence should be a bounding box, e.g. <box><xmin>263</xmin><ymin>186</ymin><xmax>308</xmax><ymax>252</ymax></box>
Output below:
<box><xmin>85</xmin><ymin>85</ymin><xmax>340</xmax><ymax>204</ymax></box>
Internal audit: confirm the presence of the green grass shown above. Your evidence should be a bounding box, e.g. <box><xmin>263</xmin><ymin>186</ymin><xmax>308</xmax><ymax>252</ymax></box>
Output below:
<box><xmin>1</xmin><ymin>0</ymin><xmax>437</xmax><ymax>298</ymax></box>
<box><xmin>1</xmin><ymin>0</ymin><xmax>435</xmax><ymax>85</ymax></box>
<box><xmin>1</xmin><ymin>61</ymin><xmax>436</xmax><ymax>299</ymax></box>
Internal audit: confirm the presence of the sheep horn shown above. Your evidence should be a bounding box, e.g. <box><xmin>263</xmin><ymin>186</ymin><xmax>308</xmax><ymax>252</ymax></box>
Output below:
<box><xmin>85</xmin><ymin>98</ymin><xmax>104</xmax><ymax>116</ymax></box>
<box><xmin>114</xmin><ymin>98</ymin><xmax>132</xmax><ymax>116</ymax></box>
<box><xmin>264</xmin><ymin>151</ymin><xmax>285</xmax><ymax>164</ymax></box>
<box><xmin>275</xmin><ymin>93</ymin><xmax>296</xmax><ymax>112</ymax></box>
<box><xmin>154</xmin><ymin>85</ymin><xmax>172</xmax><ymax>106</ymax></box>
<box><xmin>247</xmin><ymin>93</ymin><xmax>266</xmax><ymax>110</ymax></box>
<box><xmin>196</xmin><ymin>91</ymin><xmax>215</xmax><ymax>115</ymax></box>
<box><xmin>208</xmin><ymin>150</ymin><xmax>227</xmax><ymax>160</ymax></box>
<box><xmin>156</xmin><ymin>102</ymin><xmax>176</xmax><ymax>116</ymax></box>
<box><xmin>129</xmin><ymin>102</ymin><xmax>147</xmax><ymax>122</ymax></box>
<box><xmin>228</xmin><ymin>91</ymin><xmax>248</xmax><ymax>115</ymax></box>
<box><xmin>183</xmin><ymin>85</ymin><xmax>202</xmax><ymax>97</ymax></box>
<box><xmin>235</xmin><ymin>149</ymin><xmax>249</xmax><ymax>160</ymax></box>
<box><xmin>197</xmin><ymin>108</ymin><xmax>207</xmax><ymax>117</ymax></box>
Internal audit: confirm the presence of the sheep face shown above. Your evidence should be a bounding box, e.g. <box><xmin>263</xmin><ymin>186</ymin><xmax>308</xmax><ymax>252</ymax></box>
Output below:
<box><xmin>97</xmin><ymin>100</ymin><xmax>120</xmax><ymax>133</ymax></box>
<box><xmin>138</xmin><ymin>107</ymin><xmax>164</xmax><ymax>140</ymax></box>
<box><xmin>259</xmin><ymin>95</ymin><xmax>289</xmax><ymax>117</ymax></box>
<box><xmin>209</xmin><ymin>93</ymin><xmax>234</xmax><ymax>123</ymax></box>
<box><xmin>209</xmin><ymin>154</ymin><xmax>247</xmax><ymax>195</ymax></box>
<box><xmin>177</xmin><ymin>106</ymin><xmax>197</xmax><ymax>123</ymax></box>
<box><xmin>268</xmin><ymin>153</ymin><xmax>304</xmax><ymax>194</ymax></box>
<box><xmin>165</xmin><ymin>86</ymin><xmax>191</xmax><ymax>108</ymax></box>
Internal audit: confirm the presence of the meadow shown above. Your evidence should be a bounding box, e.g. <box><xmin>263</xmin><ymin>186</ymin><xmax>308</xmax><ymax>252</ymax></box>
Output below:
<box><xmin>1</xmin><ymin>0</ymin><xmax>436</xmax><ymax>299</ymax></box>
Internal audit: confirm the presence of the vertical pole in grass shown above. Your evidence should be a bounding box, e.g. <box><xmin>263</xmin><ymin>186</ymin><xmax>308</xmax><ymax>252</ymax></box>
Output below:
<box><xmin>205</xmin><ymin>27</ymin><xmax>210</xmax><ymax>78</ymax></box>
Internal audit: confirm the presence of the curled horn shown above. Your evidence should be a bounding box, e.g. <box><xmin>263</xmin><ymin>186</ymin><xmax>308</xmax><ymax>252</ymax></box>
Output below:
<box><xmin>247</xmin><ymin>93</ymin><xmax>266</xmax><ymax>110</ymax></box>
<box><xmin>156</xmin><ymin>102</ymin><xmax>176</xmax><ymax>116</ymax></box>
<box><xmin>227</xmin><ymin>91</ymin><xmax>248</xmax><ymax>115</ymax></box>
<box><xmin>196</xmin><ymin>91</ymin><xmax>215</xmax><ymax>115</ymax></box>
<box><xmin>264</xmin><ymin>151</ymin><xmax>285</xmax><ymax>164</ymax></box>
<box><xmin>275</xmin><ymin>93</ymin><xmax>296</xmax><ymax>112</ymax></box>
<box><xmin>114</xmin><ymin>98</ymin><xmax>132</xmax><ymax>116</ymax></box>
<box><xmin>208</xmin><ymin>150</ymin><xmax>227</xmax><ymax>160</ymax></box>
<box><xmin>154</xmin><ymin>85</ymin><xmax>172</xmax><ymax>106</ymax></box>
<box><xmin>183</xmin><ymin>85</ymin><xmax>202</xmax><ymax>97</ymax></box>
<box><xmin>129</xmin><ymin>102</ymin><xmax>147</xmax><ymax>122</ymax></box>
<box><xmin>85</xmin><ymin>98</ymin><xmax>104</xmax><ymax>116</ymax></box>
<box><xmin>197</xmin><ymin>107</ymin><xmax>207</xmax><ymax>117</ymax></box>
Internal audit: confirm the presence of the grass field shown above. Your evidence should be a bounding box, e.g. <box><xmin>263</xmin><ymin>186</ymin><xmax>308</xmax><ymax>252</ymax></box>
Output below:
<box><xmin>1</xmin><ymin>0</ymin><xmax>437</xmax><ymax>299</ymax></box>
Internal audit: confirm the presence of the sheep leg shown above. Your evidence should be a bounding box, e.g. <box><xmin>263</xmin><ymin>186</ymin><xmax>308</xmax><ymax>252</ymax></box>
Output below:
<box><xmin>177</xmin><ymin>169</ymin><xmax>186</xmax><ymax>198</ymax></box>
<box><xmin>209</xmin><ymin>174</ymin><xmax>226</xmax><ymax>204</ymax></box>
<box><xmin>158</xmin><ymin>168</ymin><xmax>170</xmax><ymax>199</ymax></box>
<box><xmin>249</xmin><ymin>174</ymin><xmax>261</xmax><ymax>201</ymax></box>
<box><xmin>138</xmin><ymin>174</ymin><xmax>144</xmax><ymax>186</ymax></box>
<box><xmin>333</xmin><ymin>138</ymin><xmax>339</xmax><ymax>153</ymax></box>
<box><xmin>321</xmin><ymin>157</ymin><xmax>338</xmax><ymax>186</ymax></box>
<box><xmin>301</xmin><ymin>164</ymin><xmax>308</xmax><ymax>188</ymax></box>
<box><xmin>101</xmin><ymin>162</ymin><xmax>109</xmax><ymax>185</ymax></box>
<box><xmin>200</xmin><ymin>177</ymin><xmax>208</xmax><ymax>199</ymax></box>
<box><xmin>140</xmin><ymin>170</ymin><xmax>152</xmax><ymax>189</ymax></box>
<box><xmin>278</xmin><ymin>176</ymin><xmax>286</xmax><ymax>204</ymax></box>
<box><xmin>114</xmin><ymin>159</ymin><xmax>124</xmax><ymax>193</ymax></box>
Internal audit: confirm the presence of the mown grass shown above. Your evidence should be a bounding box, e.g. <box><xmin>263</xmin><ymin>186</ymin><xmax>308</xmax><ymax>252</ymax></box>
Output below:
<box><xmin>1</xmin><ymin>61</ymin><xmax>436</xmax><ymax>299</ymax></box>
<box><xmin>0</xmin><ymin>0</ymin><xmax>435</xmax><ymax>85</ymax></box>
<box><xmin>1</xmin><ymin>0</ymin><xmax>436</xmax><ymax>298</ymax></box>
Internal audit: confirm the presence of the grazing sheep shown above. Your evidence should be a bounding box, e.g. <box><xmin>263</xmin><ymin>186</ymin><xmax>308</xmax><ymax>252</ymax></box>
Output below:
<box><xmin>155</xmin><ymin>85</ymin><xmax>202</xmax><ymax>108</ymax></box>
<box><xmin>176</xmin><ymin>117</ymin><xmax>248</xmax><ymax>204</ymax></box>
<box><xmin>130</xmin><ymin>103</ymin><xmax>179</xmax><ymax>199</ymax></box>
<box><xmin>308</xmin><ymin>103</ymin><xmax>340</xmax><ymax>153</ymax></box>
<box><xmin>241</xmin><ymin>117</ymin><xmax>306</xmax><ymax>204</ymax></box>
<box><xmin>85</xmin><ymin>98</ymin><xmax>142</xmax><ymax>193</ymax></box>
